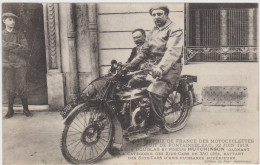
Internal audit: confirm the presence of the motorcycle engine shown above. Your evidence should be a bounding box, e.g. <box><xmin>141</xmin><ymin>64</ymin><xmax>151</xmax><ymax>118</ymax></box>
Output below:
<box><xmin>131</xmin><ymin>97</ymin><xmax>150</xmax><ymax>128</ymax></box>
<box><xmin>118</xmin><ymin>96</ymin><xmax>150</xmax><ymax>130</ymax></box>
<box><xmin>116</xmin><ymin>88</ymin><xmax>151</xmax><ymax>131</ymax></box>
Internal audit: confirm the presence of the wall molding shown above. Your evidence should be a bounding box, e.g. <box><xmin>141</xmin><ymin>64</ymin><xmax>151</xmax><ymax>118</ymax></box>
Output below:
<box><xmin>43</xmin><ymin>3</ymin><xmax>61</xmax><ymax>71</ymax></box>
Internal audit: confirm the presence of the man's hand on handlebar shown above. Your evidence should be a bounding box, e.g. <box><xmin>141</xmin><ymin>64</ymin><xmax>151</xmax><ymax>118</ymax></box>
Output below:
<box><xmin>113</xmin><ymin>60</ymin><xmax>162</xmax><ymax>80</ymax></box>
<box><xmin>152</xmin><ymin>67</ymin><xmax>163</xmax><ymax>79</ymax></box>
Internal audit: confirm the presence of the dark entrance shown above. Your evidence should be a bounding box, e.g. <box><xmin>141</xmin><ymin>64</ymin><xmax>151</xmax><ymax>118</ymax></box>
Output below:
<box><xmin>2</xmin><ymin>3</ymin><xmax>48</xmax><ymax>105</ymax></box>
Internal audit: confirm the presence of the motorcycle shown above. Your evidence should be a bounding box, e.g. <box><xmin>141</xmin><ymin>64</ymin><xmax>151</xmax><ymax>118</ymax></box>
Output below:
<box><xmin>59</xmin><ymin>60</ymin><xmax>199</xmax><ymax>164</ymax></box>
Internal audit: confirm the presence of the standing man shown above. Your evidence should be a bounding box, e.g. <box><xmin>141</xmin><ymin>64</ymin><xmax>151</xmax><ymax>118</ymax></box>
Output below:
<box><xmin>126</xmin><ymin>5</ymin><xmax>183</xmax><ymax>130</ymax></box>
<box><xmin>2</xmin><ymin>12</ymin><xmax>32</xmax><ymax>118</ymax></box>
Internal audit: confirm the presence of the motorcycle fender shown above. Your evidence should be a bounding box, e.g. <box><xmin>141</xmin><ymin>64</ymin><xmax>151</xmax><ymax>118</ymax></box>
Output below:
<box><xmin>63</xmin><ymin>100</ymin><xmax>101</xmax><ymax>125</ymax></box>
<box><xmin>190</xmin><ymin>86</ymin><xmax>196</xmax><ymax>101</ymax></box>
<box><xmin>178</xmin><ymin>83</ymin><xmax>196</xmax><ymax>101</ymax></box>
<box><xmin>177</xmin><ymin>82</ymin><xmax>189</xmax><ymax>94</ymax></box>
<box><xmin>63</xmin><ymin>103</ymin><xmax>86</xmax><ymax>125</ymax></box>
<box><xmin>63</xmin><ymin>102</ymin><xmax>123</xmax><ymax>151</ymax></box>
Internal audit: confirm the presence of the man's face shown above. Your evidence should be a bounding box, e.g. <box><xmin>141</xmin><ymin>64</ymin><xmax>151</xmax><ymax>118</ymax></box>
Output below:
<box><xmin>3</xmin><ymin>17</ymin><xmax>16</xmax><ymax>28</ymax></box>
<box><xmin>132</xmin><ymin>31</ymin><xmax>146</xmax><ymax>46</ymax></box>
<box><xmin>151</xmin><ymin>9</ymin><xmax>168</xmax><ymax>27</ymax></box>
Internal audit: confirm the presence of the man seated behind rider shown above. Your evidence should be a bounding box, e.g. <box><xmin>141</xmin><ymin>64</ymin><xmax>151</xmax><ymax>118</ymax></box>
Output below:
<box><xmin>126</xmin><ymin>29</ymin><xmax>146</xmax><ymax>65</ymax></box>
<box><xmin>126</xmin><ymin>5</ymin><xmax>183</xmax><ymax>130</ymax></box>
<box><xmin>108</xmin><ymin>28</ymin><xmax>146</xmax><ymax>75</ymax></box>
<box><xmin>126</xmin><ymin>28</ymin><xmax>152</xmax><ymax>88</ymax></box>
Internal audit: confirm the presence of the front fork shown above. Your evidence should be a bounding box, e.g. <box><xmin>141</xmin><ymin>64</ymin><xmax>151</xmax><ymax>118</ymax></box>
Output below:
<box><xmin>105</xmin><ymin>102</ymin><xmax>124</xmax><ymax>152</ymax></box>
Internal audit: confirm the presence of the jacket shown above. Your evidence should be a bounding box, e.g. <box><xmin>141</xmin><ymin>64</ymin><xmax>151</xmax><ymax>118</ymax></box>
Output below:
<box><xmin>2</xmin><ymin>29</ymin><xmax>29</xmax><ymax>68</ymax></box>
<box><xmin>130</xmin><ymin>19</ymin><xmax>183</xmax><ymax>96</ymax></box>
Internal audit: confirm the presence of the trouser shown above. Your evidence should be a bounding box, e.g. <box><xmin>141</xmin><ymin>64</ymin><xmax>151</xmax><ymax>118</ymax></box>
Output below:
<box><xmin>147</xmin><ymin>63</ymin><xmax>182</xmax><ymax>126</ymax></box>
<box><xmin>148</xmin><ymin>92</ymin><xmax>167</xmax><ymax>127</ymax></box>
<box><xmin>3</xmin><ymin>66</ymin><xmax>28</xmax><ymax>109</ymax></box>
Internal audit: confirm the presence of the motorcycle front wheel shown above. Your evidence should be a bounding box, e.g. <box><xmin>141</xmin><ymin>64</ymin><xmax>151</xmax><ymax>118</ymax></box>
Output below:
<box><xmin>61</xmin><ymin>104</ymin><xmax>113</xmax><ymax>164</ymax></box>
<box><xmin>163</xmin><ymin>91</ymin><xmax>193</xmax><ymax>133</ymax></box>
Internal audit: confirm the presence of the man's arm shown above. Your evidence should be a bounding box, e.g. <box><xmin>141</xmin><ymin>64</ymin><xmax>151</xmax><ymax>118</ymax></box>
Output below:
<box><xmin>2</xmin><ymin>40</ymin><xmax>19</xmax><ymax>50</ymax></box>
<box><xmin>10</xmin><ymin>32</ymin><xmax>29</xmax><ymax>56</ymax></box>
<box><xmin>157</xmin><ymin>29</ymin><xmax>183</xmax><ymax>74</ymax></box>
<box><xmin>129</xmin><ymin>35</ymin><xmax>150</xmax><ymax>68</ymax></box>
<box><xmin>126</xmin><ymin>47</ymin><xmax>137</xmax><ymax>63</ymax></box>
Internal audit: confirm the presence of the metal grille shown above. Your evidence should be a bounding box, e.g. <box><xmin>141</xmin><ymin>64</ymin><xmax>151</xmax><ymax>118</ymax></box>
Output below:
<box><xmin>227</xmin><ymin>9</ymin><xmax>248</xmax><ymax>46</ymax></box>
<box><xmin>186</xmin><ymin>8</ymin><xmax>258</xmax><ymax>62</ymax></box>
<box><xmin>200</xmin><ymin>9</ymin><xmax>221</xmax><ymax>47</ymax></box>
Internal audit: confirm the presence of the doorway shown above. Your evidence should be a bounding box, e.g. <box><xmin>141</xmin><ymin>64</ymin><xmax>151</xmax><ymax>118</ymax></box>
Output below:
<box><xmin>2</xmin><ymin>3</ymin><xmax>48</xmax><ymax>105</ymax></box>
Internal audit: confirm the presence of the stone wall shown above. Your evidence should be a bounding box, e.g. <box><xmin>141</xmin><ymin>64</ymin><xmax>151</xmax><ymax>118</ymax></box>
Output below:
<box><xmin>44</xmin><ymin>3</ymin><xmax>99</xmax><ymax>110</ymax></box>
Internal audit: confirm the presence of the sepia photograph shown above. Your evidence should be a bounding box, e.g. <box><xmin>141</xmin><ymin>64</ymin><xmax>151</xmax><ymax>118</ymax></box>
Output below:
<box><xmin>1</xmin><ymin>2</ymin><xmax>259</xmax><ymax>164</ymax></box>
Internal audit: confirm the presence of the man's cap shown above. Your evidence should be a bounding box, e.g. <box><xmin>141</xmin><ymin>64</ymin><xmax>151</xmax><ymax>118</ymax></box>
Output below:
<box><xmin>2</xmin><ymin>12</ymin><xmax>18</xmax><ymax>20</ymax></box>
<box><xmin>149</xmin><ymin>5</ymin><xmax>169</xmax><ymax>16</ymax></box>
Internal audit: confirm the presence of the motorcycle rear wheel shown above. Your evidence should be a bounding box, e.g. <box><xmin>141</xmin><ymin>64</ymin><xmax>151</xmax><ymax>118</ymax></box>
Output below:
<box><xmin>61</xmin><ymin>105</ymin><xmax>113</xmax><ymax>164</ymax></box>
<box><xmin>163</xmin><ymin>91</ymin><xmax>193</xmax><ymax>133</ymax></box>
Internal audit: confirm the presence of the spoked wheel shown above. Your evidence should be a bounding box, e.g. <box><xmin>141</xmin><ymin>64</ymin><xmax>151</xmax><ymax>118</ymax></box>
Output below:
<box><xmin>61</xmin><ymin>105</ymin><xmax>113</xmax><ymax>164</ymax></box>
<box><xmin>163</xmin><ymin>90</ymin><xmax>193</xmax><ymax>133</ymax></box>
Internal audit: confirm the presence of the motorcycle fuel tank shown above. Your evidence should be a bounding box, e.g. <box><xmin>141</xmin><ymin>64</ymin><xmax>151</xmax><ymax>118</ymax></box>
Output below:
<box><xmin>116</xmin><ymin>87</ymin><xmax>147</xmax><ymax>101</ymax></box>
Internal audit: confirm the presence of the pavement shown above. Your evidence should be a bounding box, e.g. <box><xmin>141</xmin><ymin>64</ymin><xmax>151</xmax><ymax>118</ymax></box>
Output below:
<box><xmin>2</xmin><ymin>105</ymin><xmax>258</xmax><ymax>164</ymax></box>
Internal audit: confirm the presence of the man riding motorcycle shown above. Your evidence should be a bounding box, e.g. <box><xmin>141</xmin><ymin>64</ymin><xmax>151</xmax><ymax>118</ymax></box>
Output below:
<box><xmin>126</xmin><ymin>5</ymin><xmax>183</xmax><ymax>131</ymax></box>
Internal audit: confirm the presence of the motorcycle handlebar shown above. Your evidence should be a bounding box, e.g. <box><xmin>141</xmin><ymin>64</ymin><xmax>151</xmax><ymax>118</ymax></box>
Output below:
<box><xmin>126</xmin><ymin>68</ymin><xmax>152</xmax><ymax>76</ymax></box>
<box><xmin>111</xmin><ymin>62</ymin><xmax>160</xmax><ymax>80</ymax></box>
<box><xmin>126</xmin><ymin>68</ymin><xmax>160</xmax><ymax>82</ymax></box>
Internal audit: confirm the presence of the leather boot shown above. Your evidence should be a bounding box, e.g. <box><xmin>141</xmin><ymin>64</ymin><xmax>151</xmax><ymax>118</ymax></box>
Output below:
<box><xmin>21</xmin><ymin>97</ymin><xmax>32</xmax><ymax>117</ymax></box>
<box><xmin>5</xmin><ymin>94</ymin><xmax>15</xmax><ymax>119</ymax></box>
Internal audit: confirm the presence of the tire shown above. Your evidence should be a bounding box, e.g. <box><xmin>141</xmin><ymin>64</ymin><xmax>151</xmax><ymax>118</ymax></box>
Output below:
<box><xmin>61</xmin><ymin>104</ymin><xmax>114</xmax><ymax>164</ymax></box>
<box><xmin>163</xmin><ymin>90</ymin><xmax>193</xmax><ymax>133</ymax></box>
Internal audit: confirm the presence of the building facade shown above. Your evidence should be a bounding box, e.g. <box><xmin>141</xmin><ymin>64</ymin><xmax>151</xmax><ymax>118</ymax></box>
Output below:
<box><xmin>186</xmin><ymin>3</ymin><xmax>258</xmax><ymax>62</ymax></box>
<box><xmin>2</xmin><ymin>3</ymin><xmax>258</xmax><ymax>110</ymax></box>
